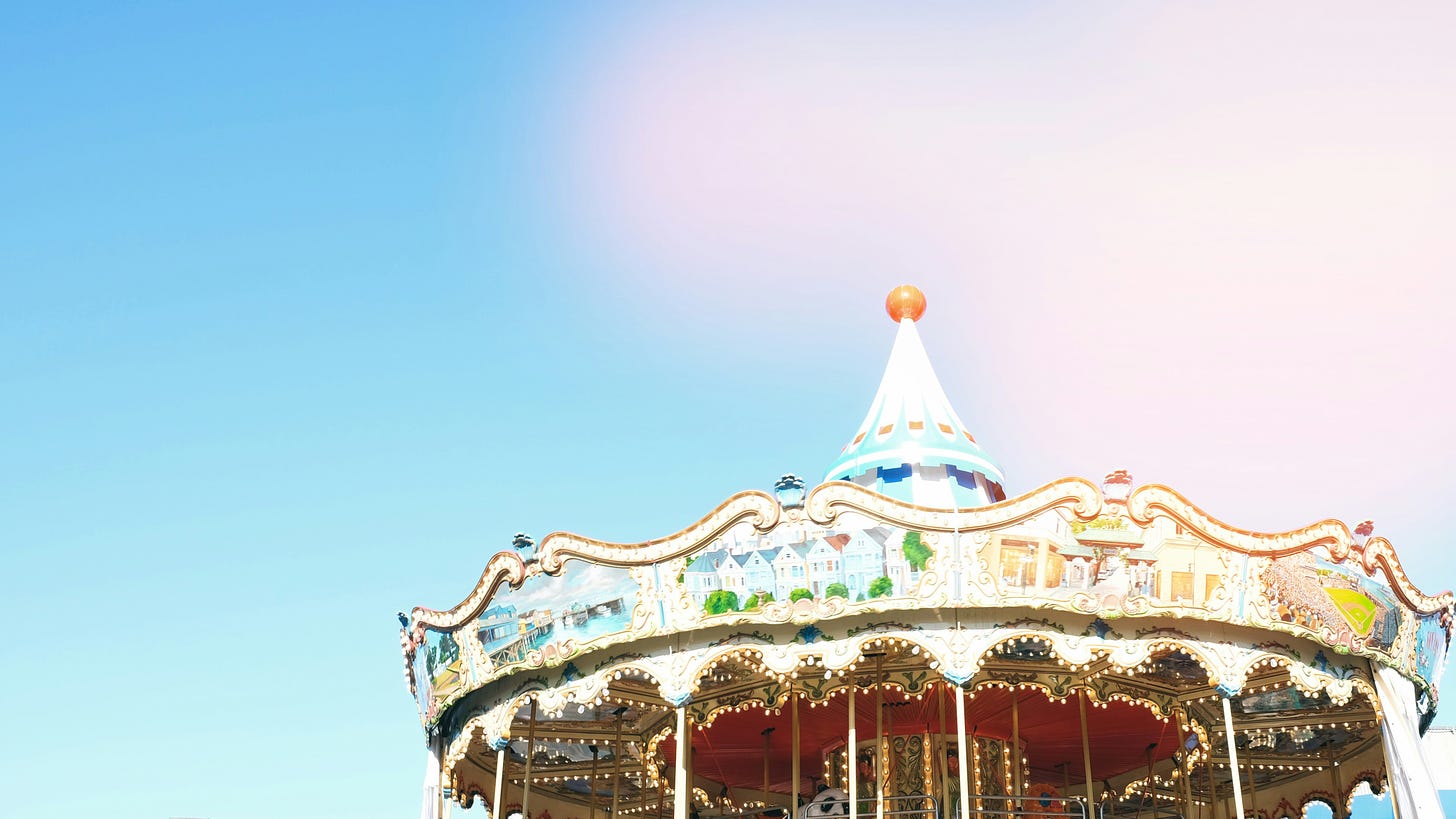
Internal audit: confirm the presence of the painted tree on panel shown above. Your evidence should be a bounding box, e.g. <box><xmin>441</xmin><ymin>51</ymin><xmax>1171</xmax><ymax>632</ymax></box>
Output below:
<box><xmin>902</xmin><ymin>531</ymin><xmax>932</xmax><ymax>572</ymax></box>
<box><xmin>868</xmin><ymin>576</ymin><xmax>894</xmax><ymax>599</ymax></box>
<box><xmin>704</xmin><ymin>590</ymin><xmax>740</xmax><ymax>614</ymax></box>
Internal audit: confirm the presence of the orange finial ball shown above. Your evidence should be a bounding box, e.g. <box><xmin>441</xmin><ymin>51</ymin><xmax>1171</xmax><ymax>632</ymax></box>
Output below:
<box><xmin>885</xmin><ymin>285</ymin><xmax>927</xmax><ymax>322</ymax></box>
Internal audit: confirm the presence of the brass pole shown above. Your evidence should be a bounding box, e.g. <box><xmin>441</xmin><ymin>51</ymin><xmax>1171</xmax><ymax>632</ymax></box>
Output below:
<box><xmin>640</xmin><ymin>764</ymin><xmax>648</xmax><ymax>818</ymax></box>
<box><xmin>1078</xmin><ymin>690</ymin><xmax>1095</xmax><ymax>812</ymax></box>
<box><xmin>522</xmin><ymin>701</ymin><xmax>539</xmax><ymax>818</ymax></box>
<box><xmin>612</xmin><ymin>714</ymin><xmax>625</xmax><ymax>819</ymax></box>
<box><xmin>763</xmin><ymin>728</ymin><xmax>775</xmax><ymax>809</ymax></box>
<box><xmin>1059</xmin><ymin>762</ymin><xmax>1070</xmax><ymax>810</ymax></box>
<box><xmin>1246</xmin><ymin>755</ymin><xmax>1258</xmax><ymax>819</ymax></box>
<box><xmin>1176</xmin><ymin>709</ymin><xmax>1195</xmax><ymax>819</ymax></box>
<box><xmin>876</xmin><ymin>656</ymin><xmax>885</xmax><ymax>819</ymax></box>
<box><xmin>1011</xmin><ymin>690</ymin><xmax>1022</xmax><ymax>809</ymax></box>
<box><xmin>1328</xmin><ymin>749</ymin><xmax>1344</xmax><ymax>819</ymax></box>
<box><xmin>886</xmin><ymin>699</ymin><xmax>897</xmax><ymax>808</ymax></box>
<box><xmin>589</xmin><ymin>745</ymin><xmax>600</xmax><ymax>819</ymax></box>
<box><xmin>1136</xmin><ymin>743</ymin><xmax>1154</xmax><ymax>819</ymax></box>
<box><xmin>1205</xmin><ymin>750</ymin><xmax>1218</xmax><ymax>819</ymax></box>
<box><xmin>937</xmin><ymin>685</ymin><xmax>950</xmax><ymax>819</ymax></box>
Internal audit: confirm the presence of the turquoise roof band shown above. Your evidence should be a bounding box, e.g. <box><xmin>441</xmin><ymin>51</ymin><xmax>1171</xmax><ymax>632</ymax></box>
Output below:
<box><xmin>823</xmin><ymin>313</ymin><xmax>1006</xmax><ymax>506</ymax></box>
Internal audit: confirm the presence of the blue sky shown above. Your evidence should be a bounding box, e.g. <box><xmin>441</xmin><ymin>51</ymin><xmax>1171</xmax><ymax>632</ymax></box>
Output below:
<box><xmin>3</xmin><ymin>4</ymin><xmax>1453</xmax><ymax>818</ymax></box>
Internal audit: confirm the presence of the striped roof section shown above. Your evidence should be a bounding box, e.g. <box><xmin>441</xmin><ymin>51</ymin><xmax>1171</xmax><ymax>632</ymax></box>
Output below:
<box><xmin>824</xmin><ymin>314</ymin><xmax>1005</xmax><ymax>490</ymax></box>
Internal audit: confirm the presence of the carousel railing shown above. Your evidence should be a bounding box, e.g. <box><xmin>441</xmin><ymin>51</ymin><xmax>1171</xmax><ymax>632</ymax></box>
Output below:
<box><xmin>877</xmin><ymin>793</ymin><xmax>940</xmax><ymax>818</ymax></box>
<box><xmin>1093</xmin><ymin>803</ymin><xmax>1183</xmax><ymax>819</ymax></box>
<box><xmin>698</xmin><ymin>793</ymin><xmax>1187</xmax><ymax>819</ymax></box>
<box><xmin>949</xmin><ymin>793</ymin><xmax>1091</xmax><ymax>818</ymax></box>
<box><xmin>701</xmin><ymin>794</ymin><xmax>941</xmax><ymax>819</ymax></box>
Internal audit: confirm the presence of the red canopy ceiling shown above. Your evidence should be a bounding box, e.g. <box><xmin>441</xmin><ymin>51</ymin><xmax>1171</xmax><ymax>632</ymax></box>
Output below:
<box><xmin>665</xmin><ymin>686</ymin><xmax>1180</xmax><ymax>797</ymax></box>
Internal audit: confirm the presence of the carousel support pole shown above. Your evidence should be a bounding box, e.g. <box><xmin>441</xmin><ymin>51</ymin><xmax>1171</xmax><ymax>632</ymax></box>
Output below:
<box><xmin>675</xmin><ymin>706</ymin><xmax>690</xmax><ymax>819</ymax></box>
<box><xmin>1078</xmin><ymin>689</ymin><xmax>1095</xmax><ymax>815</ymax></box>
<box><xmin>436</xmin><ymin>735</ymin><xmax>448</xmax><ymax>819</ymax></box>
<box><xmin>1205</xmin><ymin>752</ymin><xmax>1218</xmax><ymax>819</ymax></box>
<box><xmin>1327</xmin><ymin>749</ymin><xmax>1344</xmax><ymax>819</ymax></box>
<box><xmin>1011</xmin><ymin>689</ymin><xmax>1022</xmax><ymax>810</ymax></box>
<box><xmin>921</xmin><ymin>727</ymin><xmax>933</xmax><ymax>816</ymax></box>
<box><xmin>792</xmin><ymin>691</ymin><xmax>802</xmax><ymax>819</ymax></box>
<box><xmin>589</xmin><ymin>745</ymin><xmax>601</xmax><ymax>819</ymax></box>
<box><xmin>849</xmin><ymin>683</ymin><xmax>859</xmax><ymax>819</ymax></box>
<box><xmin>640</xmin><ymin>766</ymin><xmax>649</xmax><ymax>818</ymax></box>
<box><xmin>954</xmin><ymin>685</ymin><xmax>970</xmax><ymax>819</ymax></box>
<box><xmin>876</xmin><ymin>656</ymin><xmax>885</xmax><ymax>819</ymax></box>
<box><xmin>612</xmin><ymin>711</ymin><xmax>626</xmax><ymax>819</ymax></box>
<box><xmin>763</xmin><ymin>728</ymin><xmax>775</xmax><ymax>808</ymax></box>
<box><xmin>1175</xmin><ymin>710</ymin><xmax>1195</xmax><ymax>819</ymax></box>
<box><xmin>1189</xmin><ymin>762</ymin><xmax>1199</xmax><ymax>819</ymax></box>
<box><xmin>937</xmin><ymin>685</ymin><xmax>950</xmax><ymax>819</ymax></box>
<box><xmin>523</xmin><ymin>701</ymin><xmax>539</xmax><ymax>819</ymax></box>
<box><xmin>1220</xmin><ymin>695</ymin><xmax>1245</xmax><ymax>819</ymax></box>
<box><xmin>495</xmin><ymin>746</ymin><xmax>508</xmax><ymax>819</ymax></box>
<box><xmin>1245</xmin><ymin>755</ymin><xmax>1258</xmax><ymax>819</ymax></box>
<box><xmin>658</xmin><ymin>772</ymin><xmax>667</xmax><ymax>819</ymax></box>
<box><xmin>1137</xmin><ymin>743</ymin><xmax>1155</xmax><ymax>819</ymax></box>
<box><xmin>886</xmin><ymin>700</ymin><xmax>897</xmax><ymax>811</ymax></box>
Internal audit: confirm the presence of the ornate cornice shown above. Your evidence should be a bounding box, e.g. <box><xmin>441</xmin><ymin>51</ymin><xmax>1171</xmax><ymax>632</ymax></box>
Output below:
<box><xmin>538</xmin><ymin>490</ymin><xmax>781</xmax><ymax>571</ymax></box>
<box><xmin>805</xmin><ymin>477</ymin><xmax>1104</xmax><ymax>531</ymax></box>
<box><xmin>403</xmin><ymin>477</ymin><xmax>1453</xmax><ymax>732</ymax></box>
<box><xmin>414</xmin><ymin>550</ymin><xmax>528</xmax><ymax>630</ymax></box>
<box><xmin>1127</xmin><ymin>484</ymin><xmax>1453</xmax><ymax>614</ymax></box>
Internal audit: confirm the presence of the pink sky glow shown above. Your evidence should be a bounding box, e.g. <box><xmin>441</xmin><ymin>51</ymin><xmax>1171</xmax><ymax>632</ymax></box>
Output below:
<box><xmin>550</xmin><ymin>4</ymin><xmax>1456</xmax><ymax>589</ymax></box>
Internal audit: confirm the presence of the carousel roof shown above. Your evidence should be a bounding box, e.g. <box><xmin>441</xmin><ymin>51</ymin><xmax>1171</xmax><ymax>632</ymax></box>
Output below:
<box><xmin>823</xmin><ymin>286</ymin><xmax>1006</xmax><ymax>504</ymax></box>
<box><xmin>404</xmin><ymin>286</ymin><xmax>1456</xmax><ymax>819</ymax></box>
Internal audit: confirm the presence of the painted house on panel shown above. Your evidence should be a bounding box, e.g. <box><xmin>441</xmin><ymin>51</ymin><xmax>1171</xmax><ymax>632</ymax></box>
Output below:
<box><xmin>842</xmin><ymin>527</ymin><xmax>892</xmax><ymax>600</ymax></box>
<box><xmin>683</xmin><ymin>550</ymin><xmax>726</xmax><ymax>607</ymax></box>
<box><xmin>804</xmin><ymin>534</ymin><xmax>848</xmax><ymax>595</ymax></box>
<box><xmin>772</xmin><ymin>543</ymin><xmax>809</xmax><ymax>600</ymax></box>
<box><xmin>740</xmin><ymin>549</ymin><xmax>777</xmax><ymax>598</ymax></box>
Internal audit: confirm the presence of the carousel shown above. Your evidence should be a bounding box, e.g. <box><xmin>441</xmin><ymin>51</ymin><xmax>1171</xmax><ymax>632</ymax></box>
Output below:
<box><xmin>402</xmin><ymin>287</ymin><xmax>1452</xmax><ymax>819</ymax></box>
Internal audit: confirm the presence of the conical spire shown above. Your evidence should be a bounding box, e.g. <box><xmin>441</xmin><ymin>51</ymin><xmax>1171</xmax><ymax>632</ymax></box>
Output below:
<box><xmin>824</xmin><ymin>286</ymin><xmax>1006</xmax><ymax>508</ymax></box>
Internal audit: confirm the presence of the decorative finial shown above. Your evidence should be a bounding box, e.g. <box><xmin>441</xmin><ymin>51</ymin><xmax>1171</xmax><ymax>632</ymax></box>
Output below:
<box><xmin>774</xmin><ymin>473</ymin><xmax>807</xmax><ymax>508</ymax></box>
<box><xmin>885</xmin><ymin>285</ymin><xmax>927</xmax><ymax>322</ymax></box>
<box><xmin>512</xmin><ymin>532</ymin><xmax>537</xmax><ymax>563</ymax></box>
<box><xmin>1354</xmin><ymin>520</ymin><xmax>1375</xmax><ymax>544</ymax></box>
<box><xmin>1102</xmin><ymin>469</ymin><xmax>1133</xmax><ymax>502</ymax></box>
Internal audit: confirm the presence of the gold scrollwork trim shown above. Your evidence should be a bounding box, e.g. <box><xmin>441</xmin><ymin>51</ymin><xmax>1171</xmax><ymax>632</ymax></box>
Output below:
<box><xmin>414</xmin><ymin>550</ymin><xmax>527</xmax><ymax>630</ymax></box>
<box><xmin>804</xmin><ymin>477</ymin><xmax>1104</xmax><ymax>531</ymax></box>
<box><xmin>1127</xmin><ymin>484</ymin><xmax>1453</xmax><ymax>614</ymax></box>
<box><xmin>538</xmin><ymin>490</ymin><xmax>782</xmax><ymax>572</ymax></box>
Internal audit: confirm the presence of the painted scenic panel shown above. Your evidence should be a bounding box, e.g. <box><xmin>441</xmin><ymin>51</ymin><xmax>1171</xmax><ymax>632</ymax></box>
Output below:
<box><xmin>1262</xmin><ymin>550</ymin><xmax>1403</xmax><ymax>652</ymax></box>
<box><xmin>1415</xmin><ymin>611</ymin><xmax>1449</xmax><ymax>686</ymax></box>
<box><xmin>475</xmin><ymin>559</ymin><xmax>638</xmax><ymax>673</ymax></box>
<box><xmin>420</xmin><ymin>628</ymin><xmax>468</xmax><ymax>717</ymax></box>
<box><xmin>968</xmin><ymin>511</ymin><xmax>1235</xmax><ymax>615</ymax></box>
<box><xmin>677</xmin><ymin>512</ymin><xmax>930</xmax><ymax>617</ymax></box>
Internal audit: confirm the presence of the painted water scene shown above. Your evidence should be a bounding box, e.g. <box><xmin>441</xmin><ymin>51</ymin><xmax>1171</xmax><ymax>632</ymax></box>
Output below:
<box><xmin>477</xmin><ymin>560</ymin><xmax>637</xmax><ymax>667</ymax></box>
